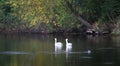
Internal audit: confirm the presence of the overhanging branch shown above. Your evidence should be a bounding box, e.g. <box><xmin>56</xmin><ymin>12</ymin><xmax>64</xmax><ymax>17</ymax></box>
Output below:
<box><xmin>65</xmin><ymin>0</ymin><xmax>92</xmax><ymax>28</ymax></box>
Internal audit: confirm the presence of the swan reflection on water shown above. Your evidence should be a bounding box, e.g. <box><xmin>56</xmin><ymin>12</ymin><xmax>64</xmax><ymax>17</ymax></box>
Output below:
<box><xmin>54</xmin><ymin>43</ymin><xmax>72</xmax><ymax>58</ymax></box>
<box><xmin>66</xmin><ymin>45</ymin><xmax>72</xmax><ymax>59</ymax></box>
<box><xmin>55</xmin><ymin>45</ymin><xmax>62</xmax><ymax>56</ymax></box>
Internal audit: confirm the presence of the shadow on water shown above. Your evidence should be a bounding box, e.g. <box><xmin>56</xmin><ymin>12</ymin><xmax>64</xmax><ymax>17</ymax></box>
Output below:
<box><xmin>91</xmin><ymin>47</ymin><xmax>120</xmax><ymax>66</ymax></box>
<box><xmin>0</xmin><ymin>34</ymin><xmax>120</xmax><ymax>66</ymax></box>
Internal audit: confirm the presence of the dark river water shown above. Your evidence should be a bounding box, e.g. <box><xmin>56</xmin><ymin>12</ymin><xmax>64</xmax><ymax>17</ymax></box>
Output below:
<box><xmin>0</xmin><ymin>34</ymin><xmax>120</xmax><ymax>66</ymax></box>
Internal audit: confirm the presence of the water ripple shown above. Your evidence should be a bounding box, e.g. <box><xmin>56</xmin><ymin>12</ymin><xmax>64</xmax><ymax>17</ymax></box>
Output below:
<box><xmin>0</xmin><ymin>51</ymin><xmax>30</xmax><ymax>55</ymax></box>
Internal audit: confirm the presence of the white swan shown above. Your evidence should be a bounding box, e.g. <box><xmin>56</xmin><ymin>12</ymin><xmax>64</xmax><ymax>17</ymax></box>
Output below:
<box><xmin>55</xmin><ymin>38</ymin><xmax>63</xmax><ymax>46</ymax></box>
<box><xmin>66</xmin><ymin>38</ymin><xmax>72</xmax><ymax>46</ymax></box>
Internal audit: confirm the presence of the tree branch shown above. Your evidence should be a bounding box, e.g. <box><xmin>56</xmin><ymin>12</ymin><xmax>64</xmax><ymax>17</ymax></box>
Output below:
<box><xmin>65</xmin><ymin>0</ymin><xmax>92</xmax><ymax>28</ymax></box>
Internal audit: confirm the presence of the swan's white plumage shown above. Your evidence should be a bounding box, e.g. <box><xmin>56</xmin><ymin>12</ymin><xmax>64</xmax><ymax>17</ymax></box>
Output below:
<box><xmin>66</xmin><ymin>38</ymin><xmax>72</xmax><ymax>46</ymax></box>
<box><xmin>55</xmin><ymin>38</ymin><xmax>62</xmax><ymax>46</ymax></box>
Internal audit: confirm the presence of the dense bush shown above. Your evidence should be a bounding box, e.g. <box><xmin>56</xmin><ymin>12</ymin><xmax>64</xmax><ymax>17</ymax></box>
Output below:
<box><xmin>0</xmin><ymin>0</ymin><xmax>120</xmax><ymax>34</ymax></box>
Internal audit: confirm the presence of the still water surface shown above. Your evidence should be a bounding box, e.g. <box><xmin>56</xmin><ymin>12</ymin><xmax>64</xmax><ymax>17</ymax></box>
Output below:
<box><xmin>0</xmin><ymin>34</ymin><xmax>120</xmax><ymax>66</ymax></box>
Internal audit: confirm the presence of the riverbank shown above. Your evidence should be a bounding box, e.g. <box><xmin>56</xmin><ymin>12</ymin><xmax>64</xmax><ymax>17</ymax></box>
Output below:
<box><xmin>0</xmin><ymin>30</ymin><xmax>119</xmax><ymax>37</ymax></box>
<box><xmin>0</xmin><ymin>27</ymin><xmax>119</xmax><ymax>36</ymax></box>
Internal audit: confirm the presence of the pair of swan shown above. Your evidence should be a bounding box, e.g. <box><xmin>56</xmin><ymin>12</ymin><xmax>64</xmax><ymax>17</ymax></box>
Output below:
<box><xmin>55</xmin><ymin>38</ymin><xmax>72</xmax><ymax>46</ymax></box>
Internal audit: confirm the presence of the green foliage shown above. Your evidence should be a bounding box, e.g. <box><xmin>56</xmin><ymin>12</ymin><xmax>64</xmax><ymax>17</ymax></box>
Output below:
<box><xmin>0</xmin><ymin>0</ymin><xmax>120</xmax><ymax>33</ymax></box>
<box><xmin>0</xmin><ymin>0</ymin><xmax>56</xmax><ymax>32</ymax></box>
<box><xmin>53</xmin><ymin>0</ymin><xmax>80</xmax><ymax>31</ymax></box>
<box><xmin>63</xmin><ymin>0</ymin><xmax>120</xmax><ymax>22</ymax></box>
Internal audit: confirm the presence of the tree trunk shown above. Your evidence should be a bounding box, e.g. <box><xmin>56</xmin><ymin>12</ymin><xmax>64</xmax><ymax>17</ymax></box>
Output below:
<box><xmin>75</xmin><ymin>15</ymin><xmax>92</xmax><ymax>28</ymax></box>
<box><xmin>65</xmin><ymin>0</ymin><xmax>92</xmax><ymax>29</ymax></box>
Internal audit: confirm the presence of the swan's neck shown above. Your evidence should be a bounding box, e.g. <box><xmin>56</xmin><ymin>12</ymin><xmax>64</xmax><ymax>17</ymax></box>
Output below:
<box><xmin>66</xmin><ymin>39</ymin><xmax>68</xmax><ymax>44</ymax></box>
<box><xmin>55</xmin><ymin>39</ymin><xmax>57</xmax><ymax>44</ymax></box>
